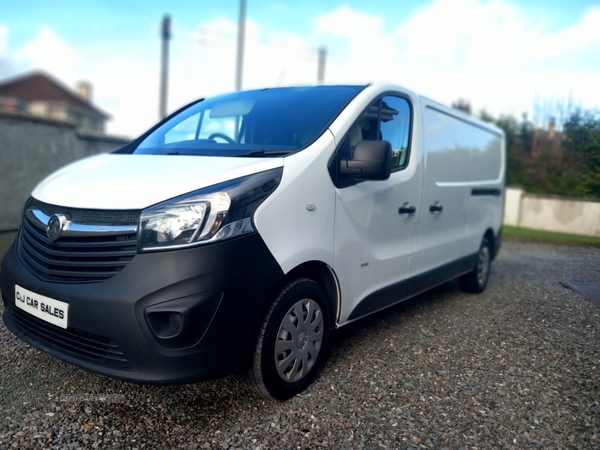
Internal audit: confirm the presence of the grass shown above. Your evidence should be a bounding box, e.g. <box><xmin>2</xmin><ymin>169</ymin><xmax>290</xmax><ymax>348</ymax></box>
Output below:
<box><xmin>503</xmin><ymin>225</ymin><xmax>600</xmax><ymax>246</ymax></box>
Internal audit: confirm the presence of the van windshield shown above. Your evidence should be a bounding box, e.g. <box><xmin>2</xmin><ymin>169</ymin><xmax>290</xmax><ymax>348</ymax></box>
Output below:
<box><xmin>134</xmin><ymin>85</ymin><xmax>364</xmax><ymax>157</ymax></box>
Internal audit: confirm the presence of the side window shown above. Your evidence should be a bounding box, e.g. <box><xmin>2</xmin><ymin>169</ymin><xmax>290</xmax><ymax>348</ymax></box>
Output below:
<box><xmin>330</xmin><ymin>94</ymin><xmax>412</xmax><ymax>187</ymax></box>
<box><xmin>380</xmin><ymin>96</ymin><xmax>411</xmax><ymax>170</ymax></box>
<box><xmin>345</xmin><ymin>96</ymin><xmax>411</xmax><ymax>170</ymax></box>
<box><xmin>349</xmin><ymin>100</ymin><xmax>380</xmax><ymax>146</ymax></box>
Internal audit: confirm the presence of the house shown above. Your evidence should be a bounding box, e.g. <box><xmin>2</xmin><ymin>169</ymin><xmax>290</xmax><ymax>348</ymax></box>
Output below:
<box><xmin>0</xmin><ymin>71</ymin><xmax>108</xmax><ymax>134</ymax></box>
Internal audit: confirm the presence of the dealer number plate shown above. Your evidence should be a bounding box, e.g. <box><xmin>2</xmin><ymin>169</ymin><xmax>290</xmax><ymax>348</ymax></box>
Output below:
<box><xmin>15</xmin><ymin>285</ymin><xmax>69</xmax><ymax>329</ymax></box>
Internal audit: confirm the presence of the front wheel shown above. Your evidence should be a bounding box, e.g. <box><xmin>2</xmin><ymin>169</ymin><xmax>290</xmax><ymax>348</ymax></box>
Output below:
<box><xmin>460</xmin><ymin>237</ymin><xmax>492</xmax><ymax>293</ymax></box>
<box><xmin>245</xmin><ymin>278</ymin><xmax>331</xmax><ymax>400</ymax></box>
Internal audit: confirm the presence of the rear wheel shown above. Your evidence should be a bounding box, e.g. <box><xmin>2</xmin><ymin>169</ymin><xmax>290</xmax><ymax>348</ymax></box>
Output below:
<box><xmin>460</xmin><ymin>237</ymin><xmax>492</xmax><ymax>293</ymax></box>
<box><xmin>245</xmin><ymin>278</ymin><xmax>330</xmax><ymax>400</ymax></box>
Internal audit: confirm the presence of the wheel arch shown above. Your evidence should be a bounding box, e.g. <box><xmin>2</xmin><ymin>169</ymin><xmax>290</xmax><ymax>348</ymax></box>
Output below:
<box><xmin>244</xmin><ymin>260</ymin><xmax>340</xmax><ymax>375</ymax></box>
<box><xmin>483</xmin><ymin>227</ymin><xmax>500</xmax><ymax>260</ymax></box>
<box><xmin>272</xmin><ymin>261</ymin><xmax>340</xmax><ymax>327</ymax></box>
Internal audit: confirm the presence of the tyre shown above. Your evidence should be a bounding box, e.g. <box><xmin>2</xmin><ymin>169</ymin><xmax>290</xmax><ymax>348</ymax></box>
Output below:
<box><xmin>245</xmin><ymin>278</ymin><xmax>331</xmax><ymax>400</ymax></box>
<box><xmin>459</xmin><ymin>237</ymin><xmax>492</xmax><ymax>293</ymax></box>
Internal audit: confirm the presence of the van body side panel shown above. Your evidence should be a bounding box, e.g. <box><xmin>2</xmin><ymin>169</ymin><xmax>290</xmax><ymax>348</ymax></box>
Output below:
<box><xmin>417</xmin><ymin>104</ymin><xmax>504</xmax><ymax>275</ymax></box>
<box><xmin>418</xmin><ymin>107</ymin><xmax>471</xmax><ymax>274</ymax></box>
<box><xmin>466</xmin><ymin>133</ymin><xmax>506</xmax><ymax>255</ymax></box>
<box><xmin>253</xmin><ymin>131</ymin><xmax>337</xmax><ymax>274</ymax></box>
<box><xmin>347</xmin><ymin>252</ymin><xmax>477</xmax><ymax>321</ymax></box>
<box><xmin>345</xmin><ymin>100</ymin><xmax>504</xmax><ymax>323</ymax></box>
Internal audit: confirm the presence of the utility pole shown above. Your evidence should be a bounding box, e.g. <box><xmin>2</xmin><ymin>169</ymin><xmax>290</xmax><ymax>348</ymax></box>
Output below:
<box><xmin>159</xmin><ymin>14</ymin><xmax>171</xmax><ymax>120</ymax></box>
<box><xmin>317</xmin><ymin>46</ymin><xmax>327</xmax><ymax>84</ymax></box>
<box><xmin>235</xmin><ymin>0</ymin><xmax>246</xmax><ymax>91</ymax></box>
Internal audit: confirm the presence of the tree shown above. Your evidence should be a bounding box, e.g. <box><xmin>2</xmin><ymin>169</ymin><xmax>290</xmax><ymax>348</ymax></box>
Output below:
<box><xmin>451</xmin><ymin>98</ymin><xmax>472</xmax><ymax>115</ymax></box>
<box><xmin>469</xmin><ymin>99</ymin><xmax>599</xmax><ymax>198</ymax></box>
<box><xmin>563</xmin><ymin>110</ymin><xmax>600</xmax><ymax>198</ymax></box>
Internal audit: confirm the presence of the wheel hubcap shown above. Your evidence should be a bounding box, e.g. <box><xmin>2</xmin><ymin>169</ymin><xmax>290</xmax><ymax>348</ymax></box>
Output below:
<box><xmin>275</xmin><ymin>298</ymin><xmax>324</xmax><ymax>383</ymax></box>
<box><xmin>297</xmin><ymin>332</ymin><xmax>308</xmax><ymax>349</ymax></box>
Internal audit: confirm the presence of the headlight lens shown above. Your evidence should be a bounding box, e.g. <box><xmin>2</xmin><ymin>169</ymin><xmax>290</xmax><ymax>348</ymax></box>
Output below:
<box><xmin>138</xmin><ymin>167</ymin><xmax>282</xmax><ymax>251</ymax></box>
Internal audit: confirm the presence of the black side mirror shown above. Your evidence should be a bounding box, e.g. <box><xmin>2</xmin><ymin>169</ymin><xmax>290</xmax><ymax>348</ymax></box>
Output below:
<box><xmin>340</xmin><ymin>140</ymin><xmax>392</xmax><ymax>181</ymax></box>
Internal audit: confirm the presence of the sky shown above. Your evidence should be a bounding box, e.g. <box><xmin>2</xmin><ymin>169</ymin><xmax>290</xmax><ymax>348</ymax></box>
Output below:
<box><xmin>1</xmin><ymin>0</ymin><xmax>599</xmax><ymax>137</ymax></box>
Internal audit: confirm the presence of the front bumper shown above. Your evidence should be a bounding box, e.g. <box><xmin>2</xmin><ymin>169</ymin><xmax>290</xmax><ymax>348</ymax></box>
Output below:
<box><xmin>0</xmin><ymin>232</ymin><xmax>283</xmax><ymax>384</ymax></box>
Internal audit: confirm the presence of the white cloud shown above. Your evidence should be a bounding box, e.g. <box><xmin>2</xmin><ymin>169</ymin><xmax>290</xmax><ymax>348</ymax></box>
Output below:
<box><xmin>83</xmin><ymin>52</ymin><xmax>160</xmax><ymax>137</ymax></box>
<box><xmin>315</xmin><ymin>5</ymin><xmax>383</xmax><ymax>38</ymax></box>
<box><xmin>0</xmin><ymin>24</ymin><xmax>7</xmax><ymax>55</ymax></box>
<box><xmin>14</xmin><ymin>26</ymin><xmax>83</xmax><ymax>84</ymax></box>
<box><xmin>537</xmin><ymin>7</ymin><xmax>600</xmax><ymax>57</ymax></box>
<box><xmin>315</xmin><ymin>1</ymin><xmax>600</xmax><ymax>120</ymax></box>
<box><xmin>165</xmin><ymin>17</ymin><xmax>321</xmax><ymax>105</ymax></box>
<box><xmin>396</xmin><ymin>0</ymin><xmax>600</xmax><ymax>69</ymax></box>
<box><xmin>314</xmin><ymin>6</ymin><xmax>394</xmax><ymax>65</ymax></box>
<box><xmin>0</xmin><ymin>24</ymin><xmax>15</xmax><ymax>75</ymax></box>
<box><xmin>396</xmin><ymin>0</ymin><xmax>529</xmax><ymax>68</ymax></box>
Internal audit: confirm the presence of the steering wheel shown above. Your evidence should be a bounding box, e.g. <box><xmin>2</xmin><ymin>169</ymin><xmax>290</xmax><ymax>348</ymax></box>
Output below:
<box><xmin>208</xmin><ymin>133</ymin><xmax>235</xmax><ymax>144</ymax></box>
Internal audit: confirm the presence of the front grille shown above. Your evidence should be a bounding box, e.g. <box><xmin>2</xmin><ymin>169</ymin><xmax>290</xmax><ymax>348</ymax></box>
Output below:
<box><xmin>34</xmin><ymin>202</ymin><xmax>139</xmax><ymax>225</ymax></box>
<box><xmin>19</xmin><ymin>215</ymin><xmax>138</xmax><ymax>283</ymax></box>
<box><xmin>5</xmin><ymin>300</ymin><xmax>135</xmax><ymax>369</ymax></box>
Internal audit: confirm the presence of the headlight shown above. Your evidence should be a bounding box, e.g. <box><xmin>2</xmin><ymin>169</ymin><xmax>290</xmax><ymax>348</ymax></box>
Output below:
<box><xmin>138</xmin><ymin>168</ymin><xmax>282</xmax><ymax>251</ymax></box>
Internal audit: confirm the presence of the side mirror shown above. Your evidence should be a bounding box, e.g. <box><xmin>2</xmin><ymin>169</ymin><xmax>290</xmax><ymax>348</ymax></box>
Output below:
<box><xmin>340</xmin><ymin>140</ymin><xmax>392</xmax><ymax>181</ymax></box>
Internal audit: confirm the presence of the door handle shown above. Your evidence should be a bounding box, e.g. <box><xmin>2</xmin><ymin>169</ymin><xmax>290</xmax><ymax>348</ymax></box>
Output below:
<box><xmin>429</xmin><ymin>203</ymin><xmax>443</xmax><ymax>212</ymax></box>
<box><xmin>398</xmin><ymin>205</ymin><xmax>416</xmax><ymax>214</ymax></box>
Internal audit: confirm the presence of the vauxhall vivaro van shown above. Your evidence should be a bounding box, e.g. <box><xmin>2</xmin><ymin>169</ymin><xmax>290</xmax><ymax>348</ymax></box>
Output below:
<box><xmin>1</xmin><ymin>83</ymin><xmax>505</xmax><ymax>399</ymax></box>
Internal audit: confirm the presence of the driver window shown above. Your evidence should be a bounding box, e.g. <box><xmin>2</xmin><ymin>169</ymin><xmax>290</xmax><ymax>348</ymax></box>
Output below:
<box><xmin>349</xmin><ymin>101</ymin><xmax>379</xmax><ymax>147</ymax></box>
<box><xmin>344</xmin><ymin>95</ymin><xmax>411</xmax><ymax>171</ymax></box>
<box><xmin>380</xmin><ymin>96</ymin><xmax>411</xmax><ymax>170</ymax></box>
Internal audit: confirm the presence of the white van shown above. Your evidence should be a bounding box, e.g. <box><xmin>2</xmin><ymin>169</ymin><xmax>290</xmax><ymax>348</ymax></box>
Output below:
<box><xmin>1</xmin><ymin>83</ymin><xmax>505</xmax><ymax>400</ymax></box>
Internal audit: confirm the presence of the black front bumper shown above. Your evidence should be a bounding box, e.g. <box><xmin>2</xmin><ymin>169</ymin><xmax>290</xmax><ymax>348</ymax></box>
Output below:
<box><xmin>0</xmin><ymin>232</ymin><xmax>283</xmax><ymax>384</ymax></box>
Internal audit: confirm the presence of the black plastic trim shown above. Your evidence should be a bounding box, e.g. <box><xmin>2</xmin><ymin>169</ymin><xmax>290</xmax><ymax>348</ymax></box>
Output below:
<box><xmin>18</xmin><ymin>218</ymin><xmax>136</xmax><ymax>282</ymax></box>
<box><xmin>348</xmin><ymin>253</ymin><xmax>477</xmax><ymax>321</ymax></box>
<box><xmin>471</xmin><ymin>188</ymin><xmax>502</xmax><ymax>197</ymax></box>
<box><xmin>1</xmin><ymin>232</ymin><xmax>284</xmax><ymax>384</ymax></box>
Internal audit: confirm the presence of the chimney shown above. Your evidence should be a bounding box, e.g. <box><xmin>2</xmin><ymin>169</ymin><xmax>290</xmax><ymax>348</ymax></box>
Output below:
<box><xmin>76</xmin><ymin>81</ymin><xmax>92</xmax><ymax>103</ymax></box>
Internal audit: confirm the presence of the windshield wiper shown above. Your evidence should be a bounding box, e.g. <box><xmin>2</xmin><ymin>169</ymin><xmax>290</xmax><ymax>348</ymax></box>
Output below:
<box><xmin>236</xmin><ymin>150</ymin><xmax>292</xmax><ymax>157</ymax></box>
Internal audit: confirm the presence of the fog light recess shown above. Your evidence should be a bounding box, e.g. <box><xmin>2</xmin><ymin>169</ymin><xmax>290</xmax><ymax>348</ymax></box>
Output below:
<box><xmin>143</xmin><ymin>291</ymin><xmax>223</xmax><ymax>349</ymax></box>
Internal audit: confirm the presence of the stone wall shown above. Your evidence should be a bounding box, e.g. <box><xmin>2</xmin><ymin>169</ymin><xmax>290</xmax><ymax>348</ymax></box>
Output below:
<box><xmin>504</xmin><ymin>186</ymin><xmax>600</xmax><ymax>237</ymax></box>
<box><xmin>0</xmin><ymin>111</ymin><xmax>130</xmax><ymax>231</ymax></box>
